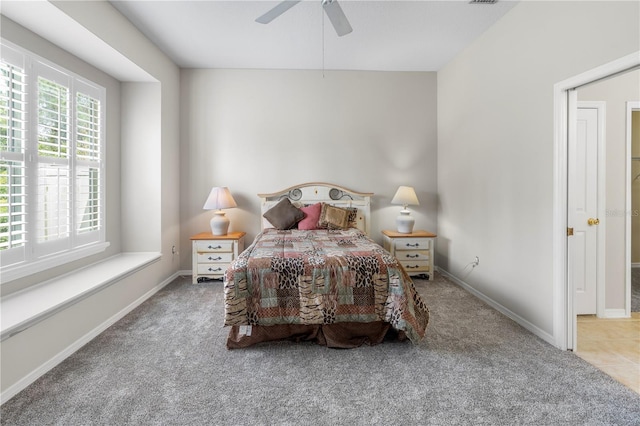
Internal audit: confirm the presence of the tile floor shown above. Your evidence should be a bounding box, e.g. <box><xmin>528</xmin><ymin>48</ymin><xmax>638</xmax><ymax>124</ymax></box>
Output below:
<box><xmin>576</xmin><ymin>312</ymin><xmax>640</xmax><ymax>394</ymax></box>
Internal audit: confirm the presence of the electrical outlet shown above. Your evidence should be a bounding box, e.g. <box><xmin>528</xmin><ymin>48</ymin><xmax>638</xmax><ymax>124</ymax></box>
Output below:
<box><xmin>172</xmin><ymin>245</ymin><xmax>177</xmax><ymax>255</ymax></box>
<box><xmin>473</xmin><ymin>256</ymin><xmax>480</xmax><ymax>267</ymax></box>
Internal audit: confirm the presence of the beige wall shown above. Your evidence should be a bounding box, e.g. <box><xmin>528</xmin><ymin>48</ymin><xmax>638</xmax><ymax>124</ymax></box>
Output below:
<box><xmin>578</xmin><ymin>70</ymin><xmax>640</xmax><ymax>308</ymax></box>
<box><xmin>437</xmin><ymin>1</ymin><xmax>639</xmax><ymax>337</ymax></box>
<box><xmin>179</xmin><ymin>69</ymin><xmax>438</xmax><ymax>269</ymax></box>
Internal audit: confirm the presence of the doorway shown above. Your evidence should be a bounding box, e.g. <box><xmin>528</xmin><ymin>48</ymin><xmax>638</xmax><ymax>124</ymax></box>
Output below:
<box><xmin>553</xmin><ymin>52</ymin><xmax>640</xmax><ymax>352</ymax></box>
<box><xmin>559</xmin><ymin>65</ymin><xmax>640</xmax><ymax>394</ymax></box>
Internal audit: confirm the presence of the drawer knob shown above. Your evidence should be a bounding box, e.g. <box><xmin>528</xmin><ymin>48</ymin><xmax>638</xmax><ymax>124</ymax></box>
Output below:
<box><xmin>406</xmin><ymin>265</ymin><xmax>419</xmax><ymax>269</ymax></box>
<box><xmin>208</xmin><ymin>267</ymin><xmax>222</xmax><ymax>272</ymax></box>
<box><xmin>208</xmin><ymin>256</ymin><xmax>222</xmax><ymax>261</ymax></box>
<box><xmin>406</xmin><ymin>254</ymin><xmax>419</xmax><ymax>258</ymax></box>
<box><xmin>405</xmin><ymin>243</ymin><xmax>420</xmax><ymax>247</ymax></box>
<box><xmin>208</xmin><ymin>245</ymin><xmax>222</xmax><ymax>249</ymax></box>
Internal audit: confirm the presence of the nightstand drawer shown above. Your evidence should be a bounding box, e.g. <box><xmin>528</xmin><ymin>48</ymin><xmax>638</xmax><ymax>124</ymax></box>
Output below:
<box><xmin>196</xmin><ymin>252</ymin><xmax>233</xmax><ymax>263</ymax></box>
<box><xmin>195</xmin><ymin>241</ymin><xmax>234</xmax><ymax>253</ymax></box>
<box><xmin>394</xmin><ymin>238</ymin><xmax>430</xmax><ymax>251</ymax></box>
<box><xmin>197</xmin><ymin>263</ymin><xmax>231</xmax><ymax>275</ymax></box>
<box><xmin>395</xmin><ymin>250</ymin><xmax>429</xmax><ymax>261</ymax></box>
<box><xmin>399</xmin><ymin>261</ymin><xmax>430</xmax><ymax>273</ymax></box>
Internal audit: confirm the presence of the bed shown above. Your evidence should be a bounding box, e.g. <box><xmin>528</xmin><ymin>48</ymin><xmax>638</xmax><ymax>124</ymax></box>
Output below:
<box><xmin>223</xmin><ymin>182</ymin><xmax>429</xmax><ymax>349</ymax></box>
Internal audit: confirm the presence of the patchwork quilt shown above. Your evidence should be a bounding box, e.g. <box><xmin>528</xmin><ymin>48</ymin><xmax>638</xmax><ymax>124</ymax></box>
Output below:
<box><xmin>224</xmin><ymin>228</ymin><xmax>429</xmax><ymax>343</ymax></box>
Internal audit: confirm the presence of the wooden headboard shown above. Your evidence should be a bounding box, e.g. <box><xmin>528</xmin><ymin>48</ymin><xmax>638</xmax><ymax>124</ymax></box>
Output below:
<box><xmin>258</xmin><ymin>182</ymin><xmax>374</xmax><ymax>235</ymax></box>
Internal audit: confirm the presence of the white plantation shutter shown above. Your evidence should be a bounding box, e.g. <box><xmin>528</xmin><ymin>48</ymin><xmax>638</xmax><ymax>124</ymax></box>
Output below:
<box><xmin>0</xmin><ymin>40</ymin><xmax>106</xmax><ymax>274</ymax></box>
<box><xmin>74</xmin><ymin>84</ymin><xmax>102</xmax><ymax>244</ymax></box>
<box><xmin>0</xmin><ymin>46</ymin><xmax>28</xmax><ymax>266</ymax></box>
<box><xmin>36</xmin><ymin>73</ymin><xmax>71</xmax><ymax>253</ymax></box>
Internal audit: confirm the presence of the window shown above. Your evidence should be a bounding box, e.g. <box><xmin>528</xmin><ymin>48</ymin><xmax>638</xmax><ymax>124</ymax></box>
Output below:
<box><xmin>1</xmin><ymin>40</ymin><xmax>107</xmax><ymax>281</ymax></box>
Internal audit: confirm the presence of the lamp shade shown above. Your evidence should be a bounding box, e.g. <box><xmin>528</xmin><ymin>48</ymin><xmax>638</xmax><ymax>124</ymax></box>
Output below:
<box><xmin>203</xmin><ymin>187</ymin><xmax>237</xmax><ymax>210</ymax></box>
<box><xmin>391</xmin><ymin>186</ymin><xmax>419</xmax><ymax>208</ymax></box>
<box><xmin>203</xmin><ymin>187</ymin><xmax>237</xmax><ymax>235</ymax></box>
<box><xmin>391</xmin><ymin>186</ymin><xmax>419</xmax><ymax>234</ymax></box>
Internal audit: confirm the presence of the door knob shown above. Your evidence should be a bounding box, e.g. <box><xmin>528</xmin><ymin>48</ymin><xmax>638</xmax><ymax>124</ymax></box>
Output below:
<box><xmin>587</xmin><ymin>218</ymin><xmax>600</xmax><ymax>226</ymax></box>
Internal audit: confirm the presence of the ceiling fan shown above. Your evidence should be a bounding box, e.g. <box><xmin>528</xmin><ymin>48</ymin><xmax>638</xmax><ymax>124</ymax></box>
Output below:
<box><xmin>256</xmin><ymin>0</ymin><xmax>353</xmax><ymax>37</ymax></box>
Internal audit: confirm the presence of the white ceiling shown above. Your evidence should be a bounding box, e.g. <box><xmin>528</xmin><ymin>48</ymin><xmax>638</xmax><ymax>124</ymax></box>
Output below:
<box><xmin>110</xmin><ymin>0</ymin><xmax>519</xmax><ymax>71</ymax></box>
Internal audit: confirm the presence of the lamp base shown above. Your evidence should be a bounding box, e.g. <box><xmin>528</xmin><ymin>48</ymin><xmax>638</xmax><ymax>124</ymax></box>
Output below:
<box><xmin>396</xmin><ymin>210</ymin><xmax>415</xmax><ymax>234</ymax></box>
<box><xmin>210</xmin><ymin>211</ymin><xmax>230</xmax><ymax>236</ymax></box>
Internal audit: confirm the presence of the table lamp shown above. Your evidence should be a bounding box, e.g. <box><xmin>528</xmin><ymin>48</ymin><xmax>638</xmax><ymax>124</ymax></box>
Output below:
<box><xmin>203</xmin><ymin>187</ymin><xmax>237</xmax><ymax>235</ymax></box>
<box><xmin>391</xmin><ymin>186</ymin><xmax>419</xmax><ymax>233</ymax></box>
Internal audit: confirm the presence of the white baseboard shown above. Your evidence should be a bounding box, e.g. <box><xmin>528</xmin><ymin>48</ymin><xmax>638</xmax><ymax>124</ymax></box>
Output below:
<box><xmin>0</xmin><ymin>272</ymin><xmax>179</xmax><ymax>405</ymax></box>
<box><xmin>436</xmin><ymin>267</ymin><xmax>556</xmax><ymax>347</ymax></box>
<box><xmin>604</xmin><ymin>308</ymin><xmax>629</xmax><ymax>319</ymax></box>
<box><xmin>177</xmin><ymin>269</ymin><xmax>191</xmax><ymax>278</ymax></box>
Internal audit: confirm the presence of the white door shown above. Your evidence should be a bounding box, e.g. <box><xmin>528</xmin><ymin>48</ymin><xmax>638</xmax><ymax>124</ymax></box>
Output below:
<box><xmin>569</xmin><ymin>104</ymin><xmax>603</xmax><ymax>315</ymax></box>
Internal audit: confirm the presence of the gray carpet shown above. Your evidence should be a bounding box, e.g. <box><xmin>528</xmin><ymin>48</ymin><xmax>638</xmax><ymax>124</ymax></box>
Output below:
<box><xmin>2</xmin><ymin>274</ymin><xmax>639</xmax><ymax>425</ymax></box>
<box><xmin>632</xmin><ymin>268</ymin><xmax>640</xmax><ymax>312</ymax></box>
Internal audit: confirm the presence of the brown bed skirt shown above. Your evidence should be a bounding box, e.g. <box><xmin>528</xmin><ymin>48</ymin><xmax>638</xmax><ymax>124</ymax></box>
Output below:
<box><xmin>226</xmin><ymin>321</ymin><xmax>407</xmax><ymax>349</ymax></box>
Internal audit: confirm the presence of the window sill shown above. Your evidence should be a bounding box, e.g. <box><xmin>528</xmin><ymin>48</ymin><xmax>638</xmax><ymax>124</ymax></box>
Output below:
<box><xmin>0</xmin><ymin>252</ymin><xmax>161</xmax><ymax>341</ymax></box>
<box><xmin>1</xmin><ymin>242</ymin><xmax>111</xmax><ymax>283</ymax></box>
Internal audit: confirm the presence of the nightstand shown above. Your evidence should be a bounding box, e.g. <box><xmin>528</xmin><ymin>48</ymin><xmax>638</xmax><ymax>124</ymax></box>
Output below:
<box><xmin>191</xmin><ymin>231</ymin><xmax>245</xmax><ymax>284</ymax></box>
<box><xmin>382</xmin><ymin>230</ymin><xmax>436</xmax><ymax>280</ymax></box>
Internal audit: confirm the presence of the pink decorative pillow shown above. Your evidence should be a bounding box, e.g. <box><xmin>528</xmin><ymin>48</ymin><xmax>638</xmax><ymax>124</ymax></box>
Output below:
<box><xmin>297</xmin><ymin>203</ymin><xmax>323</xmax><ymax>230</ymax></box>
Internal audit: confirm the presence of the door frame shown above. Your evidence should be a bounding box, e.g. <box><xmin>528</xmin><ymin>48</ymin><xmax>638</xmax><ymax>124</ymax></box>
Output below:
<box><xmin>573</xmin><ymin>101</ymin><xmax>607</xmax><ymax>319</ymax></box>
<box><xmin>625</xmin><ymin>101</ymin><xmax>640</xmax><ymax>315</ymax></box>
<box><xmin>553</xmin><ymin>51</ymin><xmax>639</xmax><ymax>351</ymax></box>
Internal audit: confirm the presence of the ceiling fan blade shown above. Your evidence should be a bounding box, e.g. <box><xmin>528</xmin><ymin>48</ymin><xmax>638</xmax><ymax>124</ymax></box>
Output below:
<box><xmin>322</xmin><ymin>0</ymin><xmax>353</xmax><ymax>37</ymax></box>
<box><xmin>256</xmin><ymin>1</ymin><xmax>302</xmax><ymax>24</ymax></box>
